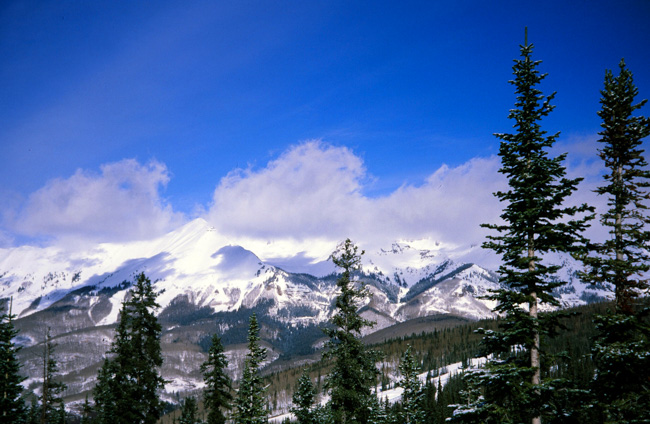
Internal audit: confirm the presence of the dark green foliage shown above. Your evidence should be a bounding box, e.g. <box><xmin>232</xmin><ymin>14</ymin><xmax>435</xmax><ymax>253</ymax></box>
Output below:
<box><xmin>93</xmin><ymin>272</ymin><xmax>165</xmax><ymax>424</ymax></box>
<box><xmin>262</xmin><ymin>302</ymin><xmax>608</xmax><ymax>423</ymax></box>
<box><xmin>579</xmin><ymin>60</ymin><xmax>650</xmax><ymax>423</ymax></box>
<box><xmin>51</xmin><ymin>400</ymin><xmax>66</xmax><ymax>424</ymax></box>
<box><xmin>396</xmin><ymin>346</ymin><xmax>425</xmax><ymax>424</ymax></box>
<box><xmin>274</xmin><ymin>324</ymin><xmax>326</xmax><ymax>359</ymax></box>
<box><xmin>291</xmin><ymin>371</ymin><xmax>317</xmax><ymax>424</ymax></box>
<box><xmin>453</xmin><ymin>34</ymin><xmax>592</xmax><ymax>423</ymax></box>
<box><xmin>424</xmin><ymin>372</ymin><xmax>465</xmax><ymax>424</ymax></box>
<box><xmin>582</xmin><ymin>59</ymin><xmax>650</xmax><ymax>313</ymax></box>
<box><xmin>158</xmin><ymin>295</ymin><xmax>215</xmax><ymax>326</ymax></box>
<box><xmin>26</xmin><ymin>399</ymin><xmax>40</xmax><ymax>424</ymax></box>
<box><xmin>323</xmin><ymin>239</ymin><xmax>381</xmax><ymax>424</ymax></box>
<box><xmin>591</xmin><ymin>311</ymin><xmax>650</xmax><ymax>422</ymax></box>
<box><xmin>93</xmin><ymin>359</ymin><xmax>119</xmax><ymax>423</ymax></box>
<box><xmin>365</xmin><ymin>394</ymin><xmax>389</xmax><ymax>424</ymax></box>
<box><xmin>178</xmin><ymin>396</ymin><xmax>199</xmax><ymax>424</ymax></box>
<box><xmin>40</xmin><ymin>328</ymin><xmax>67</xmax><ymax>424</ymax></box>
<box><xmin>201</xmin><ymin>333</ymin><xmax>233</xmax><ymax>424</ymax></box>
<box><xmin>80</xmin><ymin>395</ymin><xmax>92</xmax><ymax>424</ymax></box>
<box><xmin>234</xmin><ymin>313</ymin><xmax>268</xmax><ymax>424</ymax></box>
<box><xmin>213</xmin><ymin>299</ymin><xmax>275</xmax><ymax>346</ymax></box>
<box><xmin>0</xmin><ymin>309</ymin><xmax>27</xmax><ymax>423</ymax></box>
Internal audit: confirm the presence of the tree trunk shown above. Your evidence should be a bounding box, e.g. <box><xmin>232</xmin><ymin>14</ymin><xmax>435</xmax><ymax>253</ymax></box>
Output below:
<box><xmin>614</xmin><ymin>164</ymin><xmax>628</xmax><ymax>314</ymax></box>
<box><xmin>529</xmin><ymin>243</ymin><xmax>541</xmax><ymax>424</ymax></box>
<box><xmin>41</xmin><ymin>334</ymin><xmax>49</xmax><ymax>424</ymax></box>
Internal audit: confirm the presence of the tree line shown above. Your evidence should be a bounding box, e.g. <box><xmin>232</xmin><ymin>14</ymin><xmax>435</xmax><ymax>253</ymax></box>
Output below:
<box><xmin>2</xmin><ymin>31</ymin><xmax>650</xmax><ymax>423</ymax></box>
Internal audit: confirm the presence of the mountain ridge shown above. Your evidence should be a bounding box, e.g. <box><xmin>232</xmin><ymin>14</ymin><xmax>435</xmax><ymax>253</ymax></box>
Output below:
<box><xmin>1</xmin><ymin>218</ymin><xmax>610</xmax><ymax>405</ymax></box>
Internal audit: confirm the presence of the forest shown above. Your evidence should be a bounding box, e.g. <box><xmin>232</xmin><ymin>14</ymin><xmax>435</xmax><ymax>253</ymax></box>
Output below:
<box><xmin>2</xmin><ymin>35</ymin><xmax>650</xmax><ymax>424</ymax></box>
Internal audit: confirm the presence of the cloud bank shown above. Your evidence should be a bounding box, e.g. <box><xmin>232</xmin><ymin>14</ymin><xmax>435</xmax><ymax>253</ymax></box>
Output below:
<box><xmin>207</xmin><ymin>141</ymin><xmax>508</xmax><ymax>253</ymax></box>
<box><xmin>4</xmin><ymin>140</ymin><xmax>607</xmax><ymax>262</ymax></box>
<box><xmin>9</xmin><ymin>159</ymin><xmax>183</xmax><ymax>245</ymax></box>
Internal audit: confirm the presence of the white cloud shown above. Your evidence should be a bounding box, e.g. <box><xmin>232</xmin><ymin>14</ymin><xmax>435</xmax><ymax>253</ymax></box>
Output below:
<box><xmin>5</xmin><ymin>139</ymin><xmax>612</xmax><ymax>262</ymax></box>
<box><xmin>206</xmin><ymin>141</ymin><xmax>508</xmax><ymax>256</ymax></box>
<box><xmin>10</xmin><ymin>159</ymin><xmax>184</xmax><ymax>244</ymax></box>
<box><xmin>207</xmin><ymin>141</ymin><xmax>369</xmax><ymax>240</ymax></box>
<box><xmin>372</xmin><ymin>156</ymin><xmax>506</xmax><ymax>246</ymax></box>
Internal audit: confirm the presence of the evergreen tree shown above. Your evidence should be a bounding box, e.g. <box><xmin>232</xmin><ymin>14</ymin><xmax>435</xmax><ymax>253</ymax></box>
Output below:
<box><xmin>40</xmin><ymin>328</ymin><xmax>67</xmax><ymax>424</ymax></box>
<box><xmin>93</xmin><ymin>358</ymin><xmax>119</xmax><ymax>424</ymax></box>
<box><xmin>179</xmin><ymin>396</ymin><xmax>199</xmax><ymax>424</ymax></box>
<box><xmin>312</xmin><ymin>404</ymin><xmax>334</xmax><ymax>424</ymax></box>
<box><xmin>365</xmin><ymin>394</ymin><xmax>389</xmax><ymax>424</ymax></box>
<box><xmin>449</xmin><ymin>367</ymin><xmax>490</xmax><ymax>423</ymax></box>
<box><xmin>290</xmin><ymin>371</ymin><xmax>316</xmax><ymax>424</ymax></box>
<box><xmin>26</xmin><ymin>399</ymin><xmax>40</xmax><ymax>424</ymax></box>
<box><xmin>80</xmin><ymin>395</ymin><xmax>92</xmax><ymax>424</ymax></box>
<box><xmin>93</xmin><ymin>272</ymin><xmax>165</xmax><ymax>424</ymax></box>
<box><xmin>233</xmin><ymin>313</ymin><xmax>267</xmax><ymax>424</ymax></box>
<box><xmin>580</xmin><ymin>59</ymin><xmax>650</xmax><ymax>423</ymax></box>
<box><xmin>396</xmin><ymin>346</ymin><xmax>425</xmax><ymax>424</ymax></box>
<box><xmin>0</xmin><ymin>305</ymin><xmax>27</xmax><ymax>423</ymax></box>
<box><xmin>51</xmin><ymin>400</ymin><xmax>66</xmax><ymax>424</ymax></box>
<box><xmin>201</xmin><ymin>333</ymin><xmax>233</xmax><ymax>424</ymax></box>
<box><xmin>323</xmin><ymin>239</ymin><xmax>380</xmax><ymax>424</ymax></box>
<box><xmin>452</xmin><ymin>32</ymin><xmax>592</xmax><ymax>424</ymax></box>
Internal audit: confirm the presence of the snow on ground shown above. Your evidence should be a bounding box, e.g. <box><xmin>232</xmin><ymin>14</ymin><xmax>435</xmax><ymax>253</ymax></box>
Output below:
<box><xmin>164</xmin><ymin>378</ymin><xmax>206</xmax><ymax>394</ymax></box>
<box><xmin>376</xmin><ymin>357</ymin><xmax>488</xmax><ymax>404</ymax></box>
<box><xmin>96</xmin><ymin>289</ymin><xmax>128</xmax><ymax>326</ymax></box>
<box><xmin>268</xmin><ymin>356</ymin><xmax>489</xmax><ymax>423</ymax></box>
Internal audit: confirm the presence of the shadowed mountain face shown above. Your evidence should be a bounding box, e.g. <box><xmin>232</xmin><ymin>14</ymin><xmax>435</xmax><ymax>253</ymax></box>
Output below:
<box><xmin>1</xmin><ymin>219</ymin><xmax>609</xmax><ymax>408</ymax></box>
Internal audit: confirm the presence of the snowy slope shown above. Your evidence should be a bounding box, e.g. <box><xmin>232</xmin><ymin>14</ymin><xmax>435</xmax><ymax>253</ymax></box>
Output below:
<box><xmin>1</xmin><ymin>219</ymin><xmax>328</xmax><ymax>323</ymax></box>
<box><xmin>1</xmin><ymin>218</ymin><xmax>613</xmax><ymax>408</ymax></box>
<box><xmin>1</xmin><ymin>218</ymin><xmax>610</xmax><ymax>326</ymax></box>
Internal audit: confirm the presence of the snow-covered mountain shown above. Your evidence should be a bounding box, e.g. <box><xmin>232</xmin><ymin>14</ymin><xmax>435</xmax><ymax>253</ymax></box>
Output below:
<box><xmin>0</xmin><ymin>218</ymin><xmax>610</xmax><ymax>407</ymax></box>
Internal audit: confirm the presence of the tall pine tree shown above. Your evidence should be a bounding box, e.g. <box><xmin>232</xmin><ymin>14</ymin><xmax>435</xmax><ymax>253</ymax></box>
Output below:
<box><xmin>178</xmin><ymin>396</ymin><xmax>199</xmax><ymax>424</ymax></box>
<box><xmin>452</xmin><ymin>31</ymin><xmax>592</xmax><ymax>424</ymax></box>
<box><xmin>396</xmin><ymin>346</ymin><xmax>425</xmax><ymax>424</ymax></box>
<box><xmin>0</xmin><ymin>302</ymin><xmax>27</xmax><ymax>423</ymax></box>
<box><xmin>291</xmin><ymin>370</ymin><xmax>317</xmax><ymax>424</ymax></box>
<box><xmin>201</xmin><ymin>333</ymin><xmax>233</xmax><ymax>424</ymax></box>
<box><xmin>580</xmin><ymin>59</ymin><xmax>650</xmax><ymax>423</ymax></box>
<box><xmin>93</xmin><ymin>272</ymin><xmax>165</xmax><ymax>424</ymax></box>
<box><xmin>26</xmin><ymin>398</ymin><xmax>39</xmax><ymax>424</ymax></box>
<box><xmin>233</xmin><ymin>313</ymin><xmax>267</xmax><ymax>424</ymax></box>
<box><xmin>323</xmin><ymin>239</ymin><xmax>380</xmax><ymax>424</ymax></box>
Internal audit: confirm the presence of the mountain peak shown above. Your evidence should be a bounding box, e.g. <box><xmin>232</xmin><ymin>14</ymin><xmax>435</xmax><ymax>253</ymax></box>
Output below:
<box><xmin>211</xmin><ymin>245</ymin><xmax>262</xmax><ymax>273</ymax></box>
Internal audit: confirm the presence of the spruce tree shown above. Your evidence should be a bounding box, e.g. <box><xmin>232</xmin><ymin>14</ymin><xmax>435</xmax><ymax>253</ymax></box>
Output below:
<box><xmin>26</xmin><ymin>398</ymin><xmax>40</xmax><ymax>424</ymax></box>
<box><xmin>179</xmin><ymin>396</ymin><xmax>199</xmax><ymax>424</ymax></box>
<box><xmin>580</xmin><ymin>59</ymin><xmax>650</xmax><ymax>423</ymax></box>
<box><xmin>93</xmin><ymin>272</ymin><xmax>165</xmax><ymax>424</ymax></box>
<box><xmin>452</xmin><ymin>32</ymin><xmax>592</xmax><ymax>424</ymax></box>
<box><xmin>201</xmin><ymin>333</ymin><xmax>233</xmax><ymax>424</ymax></box>
<box><xmin>0</xmin><ymin>306</ymin><xmax>27</xmax><ymax>423</ymax></box>
<box><xmin>323</xmin><ymin>239</ymin><xmax>380</xmax><ymax>424</ymax></box>
<box><xmin>93</xmin><ymin>357</ymin><xmax>119</xmax><ymax>424</ymax></box>
<box><xmin>290</xmin><ymin>371</ymin><xmax>316</xmax><ymax>424</ymax></box>
<box><xmin>233</xmin><ymin>313</ymin><xmax>267</xmax><ymax>424</ymax></box>
<box><xmin>52</xmin><ymin>400</ymin><xmax>66</xmax><ymax>424</ymax></box>
<box><xmin>40</xmin><ymin>328</ymin><xmax>67</xmax><ymax>424</ymax></box>
<box><xmin>80</xmin><ymin>394</ymin><xmax>92</xmax><ymax>424</ymax></box>
<box><xmin>365</xmin><ymin>394</ymin><xmax>389</xmax><ymax>424</ymax></box>
<box><xmin>396</xmin><ymin>346</ymin><xmax>425</xmax><ymax>424</ymax></box>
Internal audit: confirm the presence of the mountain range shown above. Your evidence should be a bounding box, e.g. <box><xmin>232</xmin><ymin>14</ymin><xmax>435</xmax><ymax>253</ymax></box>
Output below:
<box><xmin>0</xmin><ymin>218</ymin><xmax>609</xmax><ymax>408</ymax></box>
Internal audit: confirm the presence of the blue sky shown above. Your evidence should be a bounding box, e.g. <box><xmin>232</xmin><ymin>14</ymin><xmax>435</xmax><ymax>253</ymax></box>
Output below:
<box><xmin>1</xmin><ymin>1</ymin><xmax>649</xmax><ymax>253</ymax></box>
